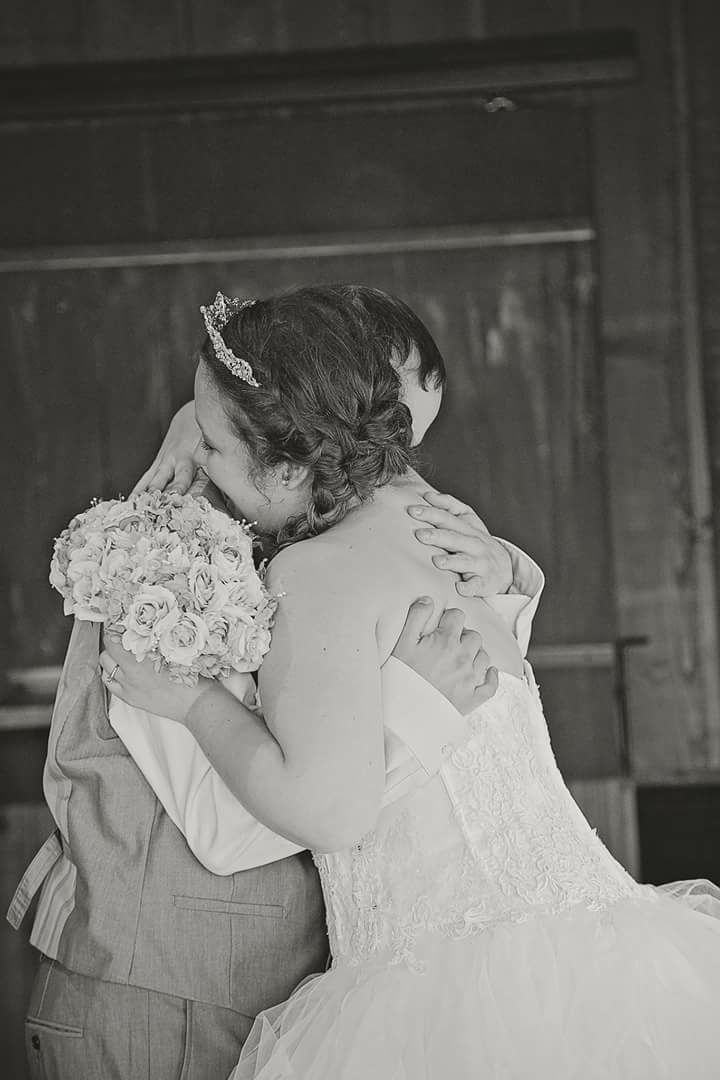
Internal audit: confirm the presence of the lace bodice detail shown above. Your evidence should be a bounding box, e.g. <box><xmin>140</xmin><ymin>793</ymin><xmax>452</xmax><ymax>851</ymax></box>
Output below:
<box><xmin>314</xmin><ymin>671</ymin><xmax>647</xmax><ymax>967</ymax></box>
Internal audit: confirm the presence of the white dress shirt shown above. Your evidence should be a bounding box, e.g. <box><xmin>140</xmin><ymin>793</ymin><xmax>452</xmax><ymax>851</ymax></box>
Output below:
<box><xmin>108</xmin><ymin>540</ymin><xmax>544</xmax><ymax>875</ymax></box>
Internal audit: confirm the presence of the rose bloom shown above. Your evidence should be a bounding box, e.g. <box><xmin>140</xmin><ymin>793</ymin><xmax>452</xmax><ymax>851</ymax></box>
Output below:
<box><xmin>244</xmin><ymin>624</ymin><xmax>271</xmax><ymax>669</ymax></box>
<box><xmin>204</xmin><ymin>611</ymin><xmax>231</xmax><ymax>654</ymax></box>
<box><xmin>211</xmin><ymin>537</ymin><xmax>253</xmax><ymax>580</ymax></box>
<box><xmin>97</xmin><ymin>548</ymin><xmax>130</xmax><ymax>585</ymax></box>
<box><xmin>69</xmin><ymin>575</ymin><xmax>107</xmax><ymax>621</ymax></box>
<box><xmin>226</xmin><ymin>619</ymin><xmax>270</xmax><ymax>673</ymax></box>
<box><xmin>225</xmin><ymin>571</ymin><xmax>265</xmax><ymax>611</ymax></box>
<box><xmin>49</xmin><ymin>558</ymin><xmax>68</xmax><ymax>593</ymax></box>
<box><xmin>158</xmin><ymin>611</ymin><xmax>209</xmax><ymax>666</ymax></box>
<box><xmin>122</xmin><ymin>585</ymin><xmax>179</xmax><ymax>660</ymax></box>
<box><xmin>188</xmin><ymin>559</ymin><xmax>229</xmax><ymax>612</ymax></box>
<box><xmin>66</xmin><ymin>534</ymin><xmax>105</xmax><ymax>579</ymax></box>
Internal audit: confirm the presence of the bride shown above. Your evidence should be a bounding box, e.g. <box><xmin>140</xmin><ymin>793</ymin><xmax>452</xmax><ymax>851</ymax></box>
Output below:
<box><xmin>102</xmin><ymin>283</ymin><xmax>720</xmax><ymax>1078</ymax></box>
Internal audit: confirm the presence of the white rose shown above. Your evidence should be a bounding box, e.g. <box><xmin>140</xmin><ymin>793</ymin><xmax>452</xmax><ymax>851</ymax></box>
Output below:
<box><xmin>98</xmin><ymin>548</ymin><xmax>130</xmax><ymax>585</ymax></box>
<box><xmin>70</xmin><ymin>575</ymin><xmax>107</xmax><ymax>621</ymax></box>
<box><xmin>49</xmin><ymin>557</ymin><xmax>67</xmax><ymax>593</ymax></box>
<box><xmin>122</xmin><ymin>585</ymin><xmax>179</xmax><ymax>660</ymax></box>
<box><xmin>211</xmin><ymin>531</ymin><xmax>253</xmax><ymax>575</ymax></box>
<box><xmin>204</xmin><ymin>612</ymin><xmax>231</xmax><ymax>654</ymax></box>
<box><xmin>188</xmin><ymin>560</ymin><xmax>229</xmax><ymax>612</ymax></box>
<box><xmin>224</xmin><ymin>571</ymin><xmax>265</xmax><ymax>612</ymax></box>
<box><xmin>227</xmin><ymin>620</ymin><xmax>270</xmax><ymax>673</ymax></box>
<box><xmin>158</xmin><ymin>611</ymin><xmax>209</xmax><ymax>666</ymax></box>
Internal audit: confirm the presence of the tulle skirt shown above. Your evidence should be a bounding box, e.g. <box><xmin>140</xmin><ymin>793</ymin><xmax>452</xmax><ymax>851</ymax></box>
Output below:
<box><xmin>229</xmin><ymin>882</ymin><xmax>720</xmax><ymax>1079</ymax></box>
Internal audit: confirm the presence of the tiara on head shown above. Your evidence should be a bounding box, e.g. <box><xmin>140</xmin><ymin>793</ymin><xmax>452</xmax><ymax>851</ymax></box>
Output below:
<box><xmin>200</xmin><ymin>292</ymin><xmax>260</xmax><ymax>387</ymax></box>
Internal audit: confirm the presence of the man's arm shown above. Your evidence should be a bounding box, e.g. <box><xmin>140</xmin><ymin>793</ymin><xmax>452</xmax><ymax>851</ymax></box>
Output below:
<box><xmin>129</xmin><ymin>404</ymin><xmax>541</xmax><ymax>651</ymax></box>
<box><xmin>132</xmin><ymin>400</ymin><xmax>199</xmax><ymax>495</ymax></box>
<box><xmin>491</xmin><ymin>538</ymin><xmax>544</xmax><ymax>658</ymax></box>
<box><xmin>407</xmin><ymin>489</ymin><xmax>544</xmax><ymax>658</ymax></box>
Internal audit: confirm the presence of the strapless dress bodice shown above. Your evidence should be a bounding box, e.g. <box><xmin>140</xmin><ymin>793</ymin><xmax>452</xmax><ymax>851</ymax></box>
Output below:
<box><xmin>315</xmin><ymin>662</ymin><xmax>645</xmax><ymax>967</ymax></box>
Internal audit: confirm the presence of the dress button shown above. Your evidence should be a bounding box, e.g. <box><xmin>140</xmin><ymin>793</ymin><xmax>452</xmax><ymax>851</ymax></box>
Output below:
<box><xmin>31</xmin><ymin>1034</ymin><xmax>40</xmax><ymax>1050</ymax></box>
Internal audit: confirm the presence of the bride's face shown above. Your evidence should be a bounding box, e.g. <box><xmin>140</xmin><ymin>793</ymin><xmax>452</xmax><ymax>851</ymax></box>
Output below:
<box><xmin>193</xmin><ymin>363</ymin><xmax>310</xmax><ymax>534</ymax></box>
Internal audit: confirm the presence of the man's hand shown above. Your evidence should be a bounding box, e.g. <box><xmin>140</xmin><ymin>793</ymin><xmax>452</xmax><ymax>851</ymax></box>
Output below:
<box><xmin>408</xmin><ymin>490</ymin><xmax>513</xmax><ymax>598</ymax></box>
<box><xmin>132</xmin><ymin>401</ymin><xmax>200</xmax><ymax>496</ymax></box>
<box><xmin>392</xmin><ymin>597</ymin><xmax>499</xmax><ymax>714</ymax></box>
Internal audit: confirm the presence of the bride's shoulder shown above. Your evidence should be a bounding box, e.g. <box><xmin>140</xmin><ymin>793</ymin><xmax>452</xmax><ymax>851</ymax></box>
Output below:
<box><xmin>265</xmin><ymin>529</ymin><xmax>375</xmax><ymax>606</ymax></box>
<box><xmin>266</xmin><ymin>486</ymin><xmax>417</xmax><ymax>603</ymax></box>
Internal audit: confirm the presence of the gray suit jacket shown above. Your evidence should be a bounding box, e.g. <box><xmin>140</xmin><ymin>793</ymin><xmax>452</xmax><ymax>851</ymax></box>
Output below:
<box><xmin>9</xmin><ymin>619</ymin><xmax>329</xmax><ymax>1016</ymax></box>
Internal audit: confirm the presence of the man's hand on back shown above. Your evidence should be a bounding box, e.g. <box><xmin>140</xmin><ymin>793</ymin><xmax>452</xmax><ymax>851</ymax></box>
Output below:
<box><xmin>392</xmin><ymin>597</ymin><xmax>499</xmax><ymax>714</ymax></box>
<box><xmin>408</xmin><ymin>490</ymin><xmax>513</xmax><ymax>597</ymax></box>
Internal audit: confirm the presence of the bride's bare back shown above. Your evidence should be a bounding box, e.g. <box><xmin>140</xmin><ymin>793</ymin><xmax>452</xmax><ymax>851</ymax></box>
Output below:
<box><xmin>294</xmin><ymin>473</ymin><xmax>525</xmax><ymax>680</ymax></box>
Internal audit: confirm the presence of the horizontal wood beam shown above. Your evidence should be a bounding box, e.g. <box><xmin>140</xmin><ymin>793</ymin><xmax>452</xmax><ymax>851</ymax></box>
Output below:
<box><xmin>529</xmin><ymin>642</ymin><xmax>616</xmax><ymax>669</ymax></box>
<box><xmin>0</xmin><ymin>220</ymin><xmax>594</xmax><ymax>273</ymax></box>
<box><xmin>0</xmin><ymin>705</ymin><xmax>52</xmax><ymax>732</ymax></box>
<box><xmin>0</xmin><ymin>31</ymin><xmax>637</xmax><ymax>124</ymax></box>
<box><xmin>0</xmin><ymin>638</ymin><xmax>619</xmax><ymax>732</ymax></box>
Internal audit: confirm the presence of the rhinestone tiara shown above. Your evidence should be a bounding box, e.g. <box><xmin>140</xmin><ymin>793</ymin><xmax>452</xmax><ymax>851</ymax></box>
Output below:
<box><xmin>200</xmin><ymin>292</ymin><xmax>260</xmax><ymax>387</ymax></box>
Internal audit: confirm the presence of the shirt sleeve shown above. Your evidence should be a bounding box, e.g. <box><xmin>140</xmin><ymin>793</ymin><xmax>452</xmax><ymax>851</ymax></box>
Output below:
<box><xmin>382</xmin><ymin>655</ymin><xmax>469</xmax><ymax>777</ymax></box>
<box><xmin>108</xmin><ymin>675</ymin><xmax>304</xmax><ymax>875</ymax></box>
<box><xmin>483</xmin><ymin>539</ymin><xmax>545</xmax><ymax>658</ymax></box>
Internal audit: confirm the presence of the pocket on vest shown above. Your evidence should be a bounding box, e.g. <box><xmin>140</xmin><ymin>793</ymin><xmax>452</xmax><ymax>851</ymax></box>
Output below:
<box><xmin>26</xmin><ymin>1017</ymin><xmax>84</xmax><ymax>1037</ymax></box>
<box><xmin>173</xmin><ymin>895</ymin><xmax>286</xmax><ymax>918</ymax></box>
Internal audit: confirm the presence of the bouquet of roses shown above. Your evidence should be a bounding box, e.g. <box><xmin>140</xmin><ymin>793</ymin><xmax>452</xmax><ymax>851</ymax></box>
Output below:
<box><xmin>49</xmin><ymin>489</ymin><xmax>277</xmax><ymax>685</ymax></box>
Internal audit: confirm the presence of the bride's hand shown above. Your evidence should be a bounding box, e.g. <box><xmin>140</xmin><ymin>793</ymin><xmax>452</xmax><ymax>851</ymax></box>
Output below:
<box><xmin>131</xmin><ymin>400</ymin><xmax>201</xmax><ymax>496</ymax></box>
<box><xmin>99</xmin><ymin>632</ymin><xmax>208</xmax><ymax>723</ymax></box>
<box><xmin>408</xmin><ymin>490</ymin><xmax>513</xmax><ymax>597</ymax></box>
<box><xmin>392</xmin><ymin>598</ymin><xmax>499</xmax><ymax>713</ymax></box>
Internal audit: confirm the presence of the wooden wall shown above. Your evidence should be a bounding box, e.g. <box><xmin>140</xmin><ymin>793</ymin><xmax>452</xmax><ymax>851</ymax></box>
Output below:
<box><xmin>0</xmin><ymin>0</ymin><xmax>716</xmax><ymax>781</ymax></box>
<box><xmin>689</xmin><ymin>0</ymin><xmax>720</xmax><ymax>690</ymax></box>
<box><xmin>2</xmin><ymin>1</ymin><xmax>720</xmax><ymax>1075</ymax></box>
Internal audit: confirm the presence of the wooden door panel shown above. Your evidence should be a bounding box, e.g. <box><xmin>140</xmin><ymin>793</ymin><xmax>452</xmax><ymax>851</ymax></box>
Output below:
<box><xmin>1</xmin><ymin>232</ymin><xmax>619</xmax><ymax>779</ymax></box>
<box><xmin>1</xmin><ymin>106</ymin><xmax>590</xmax><ymax>248</ymax></box>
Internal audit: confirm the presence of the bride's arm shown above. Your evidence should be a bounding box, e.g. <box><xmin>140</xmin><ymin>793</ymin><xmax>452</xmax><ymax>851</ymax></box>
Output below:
<box><xmin>183</xmin><ymin>544</ymin><xmax>385</xmax><ymax>851</ymax></box>
<box><xmin>105</xmin><ymin>594</ymin><xmax>495</xmax><ymax>871</ymax></box>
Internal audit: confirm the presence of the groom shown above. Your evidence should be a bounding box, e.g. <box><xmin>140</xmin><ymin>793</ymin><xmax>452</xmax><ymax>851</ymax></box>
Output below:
<box><xmin>9</xmin><ymin>318</ymin><xmax>542</xmax><ymax>1080</ymax></box>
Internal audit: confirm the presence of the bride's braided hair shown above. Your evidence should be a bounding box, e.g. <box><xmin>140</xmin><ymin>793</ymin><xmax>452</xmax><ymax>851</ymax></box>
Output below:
<box><xmin>200</xmin><ymin>284</ymin><xmax>427</xmax><ymax>548</ymax></box>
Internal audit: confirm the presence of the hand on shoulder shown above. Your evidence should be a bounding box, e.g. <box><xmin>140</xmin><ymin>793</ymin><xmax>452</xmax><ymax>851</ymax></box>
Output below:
<box><xmin>407</xmin><ymin>489</ymin><xmax>513</xmax><ymax>597</ymax></box>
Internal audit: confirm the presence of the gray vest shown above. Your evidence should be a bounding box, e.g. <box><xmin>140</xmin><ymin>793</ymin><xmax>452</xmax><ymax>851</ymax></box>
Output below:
<box><xmin>9</xmin><ymin>620</ymin><xmax>329</xmax><ymax>1016</ymax></box>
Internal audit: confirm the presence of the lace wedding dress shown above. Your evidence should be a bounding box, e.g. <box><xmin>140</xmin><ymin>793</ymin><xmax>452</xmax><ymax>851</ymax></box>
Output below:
<box><xmin>230</xmin><ymin>662</ymin><xmax>720</xmax><ymax>1079</ymax></box>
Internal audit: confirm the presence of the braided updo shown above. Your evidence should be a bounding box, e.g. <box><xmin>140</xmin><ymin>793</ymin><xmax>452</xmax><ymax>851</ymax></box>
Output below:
<box><xmin>200</xmin><ymin>284</ymin><xmax>426</xmax><ymax>549</ymax></box>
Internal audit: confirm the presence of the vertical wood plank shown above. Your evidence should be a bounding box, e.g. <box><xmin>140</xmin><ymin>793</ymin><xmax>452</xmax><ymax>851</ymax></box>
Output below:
<box><xmin>368</xmin><ymin>0</ymin><xmax>480</xmax><ymax>44</ymax></box>
<box><xmin>0</xmin><ymin>803</ymin><xmax>54</xmax><ymax>1080</ymax></box>
<box><xmin>0</xmin><ymin>276</ymin><xmax>107</xmax><ymax>667</ymax></box>
<box><xmin>484</xmin><ymin>0</ymin><xmax>579</xmax><ymax>37</ymax></box>
<box><xmin>0</xmin><ymin>0</ymin><xmax>86</xmax><ymax>66</ymax></box>
<box><xmin>684</xmin><ymin>0</ymin><xmax>720</xmax><ymax>764</ymax></box>
<box><xmin>667</xmin><ymin>0</ymin><xmax>720</xmax><ymax>765</ymax></box>
<box><xmin>80</xmin><ymin>0</ymin><xmax>190</xmax><ymax>61</ymax></box>
<box><xmin>186</xmin><ymin>0</ymin><xmax>285</xmax><ymax>55</ymax></box>
<box><xmin>582</xmin><ymin>0</ymin><xmax>716</xmax><ymax>775</ymax></box>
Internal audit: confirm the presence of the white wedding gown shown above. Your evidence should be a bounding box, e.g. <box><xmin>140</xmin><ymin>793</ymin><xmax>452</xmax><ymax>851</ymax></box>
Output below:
<box><xmin>230</xmin><ymin>662</ymin><xmax>720</xmax><ymax>1079</ymax></box>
